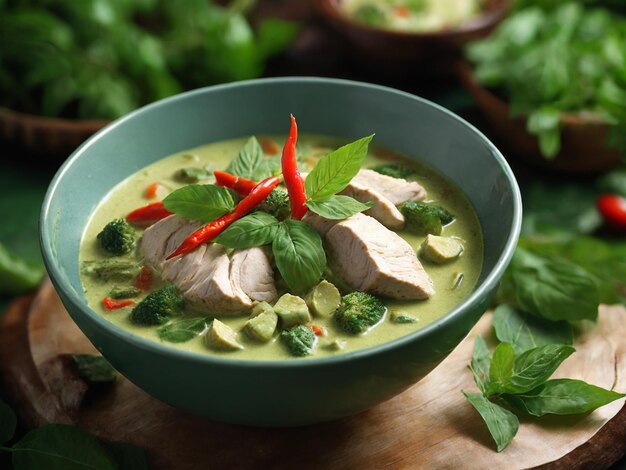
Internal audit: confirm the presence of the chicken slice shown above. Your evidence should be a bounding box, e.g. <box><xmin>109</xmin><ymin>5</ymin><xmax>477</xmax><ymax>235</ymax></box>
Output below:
<box><xmin>230</xmin><ymin>247</ymin><xmax>277</xmax><ymax>303</ymax></box>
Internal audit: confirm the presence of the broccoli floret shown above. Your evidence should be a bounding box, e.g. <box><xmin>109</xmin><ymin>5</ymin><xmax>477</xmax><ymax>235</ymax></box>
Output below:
<box><xmin>354</xmin><ymin>4</ymin><xmax>386</xmax><ymax>26</ymax></box>
<box><xmin>335</xmin><ymin>291</ymin><xmax>386</xmax><ymax>334</ymax></box>
<box><xmin>370</xmin><ymin>163</ymin><xmax>416</xmax><ymax>179</ymax></box>
<box><xmin>399</xmin><ymin>201</ymin><xmax>455</xmax><ymax>235</ymax></box>
<box><xmin>130</xmin><ymin>285</ymin><xmax>184</xmax><ymax>326</ymax></box>
<box><xmin>97</xmin><ymin>219</ymin><xmax>136</xmax><ymax>255</ymax></box>
<box><xmin>108</xmin><ymin>286</ymin><xmax>141</xmax><ymax>299</ymax></box>
<box><xmin>81</xmin><ymin>259</ymin><xmax>141</xmax><ymax>282</ymax></box>
<box><xmin>175</xmin><ymin>167</ymin><xmax>212</xmax><ymax>183</ymax></box>
<box><xmin>281</xmin><ymin>325</ymin><xmax>316</xmax><ymax>357</ymax></box>
<box><xmin>259</xmin><ymin>189</ymin><xmax>290</xmax><ymax>220</ymax></box>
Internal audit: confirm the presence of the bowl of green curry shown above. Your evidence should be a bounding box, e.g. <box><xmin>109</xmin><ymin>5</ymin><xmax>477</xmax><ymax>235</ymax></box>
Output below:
<box><xmin>40</xmin><ymin>77</ymin><xmax>521</xmax><ymax>426</ymax></box>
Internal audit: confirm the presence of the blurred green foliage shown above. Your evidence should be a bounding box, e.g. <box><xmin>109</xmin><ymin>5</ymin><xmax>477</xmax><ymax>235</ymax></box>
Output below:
<box><xmin>0</xmin><ymin>0</ymin><xmax>298</xmax><ymax>119</ymax></box>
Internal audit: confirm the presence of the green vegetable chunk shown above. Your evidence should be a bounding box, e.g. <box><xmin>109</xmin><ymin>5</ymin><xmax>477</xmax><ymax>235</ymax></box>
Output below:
<box><xmin>72</xmin><ymin>354</ymin><xmax>117</xmax><ymax>384</ymax></box>
<box><xmin>81</xmin><ymin>259</ymin><xmax>141</xmax><ymax>282</ymax></box>
<box><xmin>273</xmin><ymin>293</ymin><xmax>312</xmax><ymax>328</ymax></box>
<box><xmin>108</xmin><ymin>286</ymin><xmax>141</xmax><ymax>299</ymax></box>
<box><xmin>370</xmin><ymin>163</ymin><xmax>416</xmax><ymax>179</ymax></box>
<box><xmin>244</xmin><ymin>302</ymin><xmax>278</xmax><ymax>342</ymax></box>
<box><xmin>305</xmin><ymin>280</ymin><xmax>341</xmax><ymax>317</ymax></box>
<box><xmin>97</xmin><ymin>219</ymin><xmax>136</xmax><ymax>256</ymax></box>
<box><xmin>420</xmin><ymin>235</ymin><xmax>464</xmax><ymax>263</ymax></box>
<box><xmin>175</xmin><ymin>167</ymin><xmax>212</xmax><ymax>183</ymax></box>
<box><xmin>400</xmin><ymin>201</ymin><xmax>454</xmax><ymax>235</ymax></box>
<box><xmin>259</xmin><ymin>189</ymin><xmax>291</xmax><ymax>220</ymax></box>
<box><xmin>390</xmin><ymin>311</ymin><xmax>417</xmax><ymax>324</ymax></box>
<box><xmin>335</xmin><ymin>291</ymin><xmax>386</xmax><ymax>334</ymax></box>
<box><xmin>323</xmin><ymin>339</ymin><xmax>347</xmax><ymax>351</ymax></box>
<box><xmin>281</xmin><ymin>325</ymin><xmax>316</xmax><ymax>357</ymax></box>
<box><xmin>205</xmin><ymin>319</ymin><xmax>244</xmax><ymax>351</ymax></box>
<box><xmin>130</xmin><ymin>285</ymin><xmax>184</xmax><ymax>326</ymax></box>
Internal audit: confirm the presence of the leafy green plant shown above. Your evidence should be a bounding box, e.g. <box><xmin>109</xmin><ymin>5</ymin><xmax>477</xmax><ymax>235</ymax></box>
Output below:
<box><xmin>0</xmin><ymin>243</ymin><xmax>44</xmax><ymax>295</ymax></box>
<box><xmin>0</xmin><ymin>0</ymin><xmax>297</xmax><ymax>119</ymax></box>
<box><xmin>466</xmin><ymin>2</ymin><xmax>626</xmax><ymax>159</ymax></box>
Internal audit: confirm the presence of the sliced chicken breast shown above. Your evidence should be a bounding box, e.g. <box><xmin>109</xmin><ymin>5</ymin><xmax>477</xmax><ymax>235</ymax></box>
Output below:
<box><xmin>230</xmin><ymin>247</ymin><xmax>277</xmax><ymax>303</ymax></box>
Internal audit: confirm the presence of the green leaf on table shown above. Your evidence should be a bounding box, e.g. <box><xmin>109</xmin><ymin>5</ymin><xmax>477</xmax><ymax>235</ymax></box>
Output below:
<box><xmin>12</xmin><ymin>424</ymin><xmax>118</xmax><ymax>469</ymax></box>
<box><xmin>504</xmin><ymin>344</ymin><xmax>575</xmax><ymax>394</ymax></box>
<box><xmin>225</xmin><ymin>137</ymin><xmax>264</xmax><ymax>180</ymax></box>
<box><xmin>306</xmin><ymin>195</ymin><xmax>373</xmax><ymax>220</ymax></box>
<box><xmin>462</xmin><ymin>392</ymin><xmax>519</xmax><ymax>452</ymax></box>
<box><xmin>0</xmin><ymin>399</ymin><xmax>17</xmax><ymax>445</ymax></box>
<box><xmin>102</xmin><ymin>441</ymin><xmax>149</xmax><ymax>470</ymax></box>
<box><xmin>163</xmin><ymin>184</ymin><xmax>234</xmax><ymax>222</ymax></box>
<box><xmin>0</xmin><ymin>243</ymin><xmax>44</xmax><ymax>295</ymax></box>
<box><xmin>488</xmin><ymin>343</ymin><xmax>515</xmax><ymax>395</ymax></box>
<box><xmin>72</xmin><ymin>355</ymin><xmax>117</xmax><ymax>384</ymax></box>
<box><xmin>503</xmin><ymin>379</ymin><xmax>626</xmax><ymax>417</ymax></box>
<box><xmin>157</xmin><ymin>317</ymin><xmax>209</xmax><ymax>343</ymax></box>
<box><xmin>305</xmin><ymin>135</ymin><xmax>374</xmax><ymax>201</ymax></box>
<box><xmin>215</xmin><ymin>212</ymin><xmax>279</xmax><ymax>249</ymax></box>
<box><xmin>492</xmin><ymin>304</ymin><xmax>573</xmax><ymax>354</ymax></box>
<box><xmin>469</xmin><ymin>335</ymin><xmax>491</xmax><ymax>393</ymax></box>
<box><xmin>272</xmin><ymin>220</ymin><xmax>326</xmax><ymax>294</ymax></box>
<box><xmin>527</xmin><ymin>108</ymin><xmax>561</xmax><ymax>159</ymax></box>
<box><xmin>511</xmin><ymin>249</ymin><xmax>600</xmax><ymax>322</ymax></box>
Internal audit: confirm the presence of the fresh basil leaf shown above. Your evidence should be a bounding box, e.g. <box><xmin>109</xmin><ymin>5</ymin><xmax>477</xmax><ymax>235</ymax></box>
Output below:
<box><xmin>215</xmin><ymin>212</ymin><xmax>279</xmax><ymax>249</ymax></box>
<box><xmin>306</xmin><ymin>195</ymin><xmax>373</xmax><ymax>220</ymax></box>
<box><xmin>0</xmin><ymin>243</ymin><xmax>44</xmax><ymax>295</ymax></box>
<box><xmin>0</xmin><ymin>399</ymin><xmax>16</xmax><ymax>445</ymax></box>
<box><xmin>272</xmin><ymin>220</ymin><xmax>326</xmax><ymax>294</ymax></box>
<box><xmin>462</xmin><ymin>392</ymin><xmax>519</xmax><ymax>452</ymax></box>
<box><xmin>225</xmin><ymin>136</ymin><xmax>264</xmax><ymax>180</ymax></box>
<box><xmin>492</xmin><ymin>304</ymin><xmax>573</xmax><ymax>354</ymax></box>
<box><xmin>527</xmin><ymin>108</ymin><xmax>561</xmax><ymax>159</ymax></box>
<box><xmin>305</xmin><ymin>135</ymin><xmax>374</xmax><ymax>201</ymax></box>
<box><xmin>163</xmin><ymin>184</ymin><xmax>234</xmax><ymax>223</ymax></box>
<box><xmin>72</xmin><ymin>355</ymin><xmax>117</xmax><ymax>384</ymax></box>
<box><xmin>505</xmin><ymin>344</ymin><xmax>575</xmax><ymax>394</ymax></box>
<box><xmin>488</xmin><ymin>343</ymin><xmax>515</xmax><ymax>395</ymax></box>
<box><xmin>252</xmin><ymin>156</ymin><xmax>281</xmax><ymax>181</ymax></box>
<box><xmin>12</xmin><ymin>424</ymin><xmax>118</xmax><ymax>469</ymax></box>
<box><xmin>503</xmin><ymin>379</ymin><xmax>626</xmax><ymax>417</ymax></box>
<box><xmin>102</xmin><ymin>441</ymin><xmax>149</xmax><ymax>470</ymax></box>
<box><xmin>156</xmin><ymin>317</ymin><xmax>209</xmax><ymax>343</ymax></box>
<box><xmin>512</xmin><ymin>249</ymin><xmax>600</xmax><ymax>322</ymax></box>
<box><xmin>469</xmin><ymin>335</ymin><xmax>491</xmax><ymax>393</ymax></box>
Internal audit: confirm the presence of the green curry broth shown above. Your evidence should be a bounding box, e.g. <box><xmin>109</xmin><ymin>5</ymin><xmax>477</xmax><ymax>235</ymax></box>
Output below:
<box><xmin>80</xmin><ymin>135</ymin><xmax>483</xmax><ymax>360</ymax></box>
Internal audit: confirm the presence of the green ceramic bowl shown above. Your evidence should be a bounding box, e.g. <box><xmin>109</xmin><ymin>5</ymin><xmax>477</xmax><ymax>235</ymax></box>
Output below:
<box><xmin>40</xmin><ymin>77</ymin><xmax>521</xmax><ymax>427</ymax></box>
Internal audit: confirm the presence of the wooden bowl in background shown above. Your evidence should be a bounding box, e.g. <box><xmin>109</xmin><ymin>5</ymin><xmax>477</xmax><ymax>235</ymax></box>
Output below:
<box><xmin>457</xmin><ymin>63</ymin><xmax>622</xmax><ymax>174</ymax></box>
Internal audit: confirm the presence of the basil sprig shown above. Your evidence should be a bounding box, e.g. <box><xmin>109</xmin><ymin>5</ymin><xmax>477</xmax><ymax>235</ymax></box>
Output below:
<box><xmin>225</xmin><ymin>136</ymin><xmax>281</xmax><ymax>181</ymax></box>
<box><xmin>304</xmin><ymin>135</ymin><xmax>376</xmax><ymax>219</ymax></box>
<box><xmin>157</xmin><ymin>317</ymin><xmax>210</xmax><ymax>343</ymax></box>
<box><xmin>163</xmin><ymin>184</ymin><xmax>234</xmax><ymax>222</ymax></box>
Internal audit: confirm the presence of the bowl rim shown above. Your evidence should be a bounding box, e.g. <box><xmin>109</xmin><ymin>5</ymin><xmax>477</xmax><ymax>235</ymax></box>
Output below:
<box><xmin>316</xmin><ymin>0</ymin><xmax>510</xmax><ymax>40</ymax></box>
<box><xmin>40</xmin><ymin>76</ymin><xmax>522</xmax><ymax>370</ymax></box>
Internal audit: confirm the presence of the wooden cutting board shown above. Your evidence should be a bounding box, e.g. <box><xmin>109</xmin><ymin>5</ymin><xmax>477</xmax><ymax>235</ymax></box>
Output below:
<box><xmin>1</xmin><ymin>279</ymin><xmax>625</xmax><ymax>470</ymax></box>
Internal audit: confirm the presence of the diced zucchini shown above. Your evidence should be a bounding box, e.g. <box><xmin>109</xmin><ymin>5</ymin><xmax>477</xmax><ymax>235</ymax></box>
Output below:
<box><xmin>204</xmin><ymin>319</ymin><xmax>244</xmax><ymax>351</ymax></box>
<box><xmin>244</xmin><ymin>310</ymin><xmax>278</xmax><ymax>342</ymax></box>
<box><xmin>420</xmin><ymin>235</ymin><xmax>463</xmax><ymax>264</ymax></box>
<box><xmin>273</xmin><ymin>294</ymin><xmax>311</xmax><ymax>328</ymax></box>
<box><xmin>323</xmin><ymin>339</ymin><xmax>347</xmax><ymax>351</ymax></box>
<box><xmin>305</xmin><ymin>280</ymin><xmax>341</xmax><ymax>317</ymax></box>
<box><xmin>250</xmin><ymin>300</ymin><xmax>274</xmax><ymax>318</ymax></box>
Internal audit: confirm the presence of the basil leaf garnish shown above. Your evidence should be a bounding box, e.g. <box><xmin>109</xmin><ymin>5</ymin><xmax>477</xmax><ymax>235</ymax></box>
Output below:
<box><xmin>272</xmin><ymin>220</ymin><xmax>326</xmax><ymax>294</ymax></box>
<box><xmin>503</xmin><ymin>379</ymin><xmax>626</xmax><ymax>417</ymax></box>
<box><xmin>462</xmin><ymin>392</ymin><xmax>519</xmax><ymax>452</ymax></box>
<box><xmin>157</xmin><ymin>317</ymin><xmax>210</xmax><ymax>343</ymax></box>
<box><xmin>492</xmin><ymin>304</ymin><xmax>573</xmax><ymax>354</ymax></box>
<box><xmin>487</xmin><ymin>343</ymin><xmax>515</xmax><ymax>395</ymax></box>
<box><xmin>163</xmin><ymin>184</ymin><xmax>234</xmax><ymax>222</ymax></box>
<box><xmin>215</xmin><ymin>212</ymin><xmax>280</xmax><ymax>249</ymax></box>
<box><xmin>505</xmin><ymin>344</ymin><xmax>575</xmax><ymax>394</ymax></box>
<box><xmin>469</xmin><ymin>335</ymin><xmax>491</xmax><ymax>394</ymax></box>
<box><xmin>305</xmin><ymin>135</ymin><xmax>374</xmax><ymax>201</ymax></box>
<box><xmin>305</xmin><ymin>195</ymin><xmax>373</xmax><ymax>220</ymax></box>
<box><xmin>225</xmin><ymin>136</ymin><xmax>264</xmax><ymax>180</ymax></box>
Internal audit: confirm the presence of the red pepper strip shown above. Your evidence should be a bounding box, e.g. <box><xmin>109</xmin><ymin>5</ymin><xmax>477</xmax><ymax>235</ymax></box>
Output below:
<box><xmin>126</xmin><ymin>202</ymin><xmax>173</xmax><ymax>223</ymax></box>
<box><xmin>103</xmin><ymin>297</ymin><xmax>135</xmax><ymax>311</ymax></box>
<box><xmin>144</xmin><ymin>182</ymin><xmax>161</xmax><ymax>199</ymax></box>
<box><xmin>214</xmin><ymin>170</ymin><xmax>258</xmax><ymax>196</ymax></box>
<box><xmin>166</xmin><ymin>175</ymin><xmax>281</xmax><ymax>259</ymax></box>
<box><xmin>597</xmin><ymin>194</ymin><xmax>626</xmax><ymax>231</ymax></box>
<box><xmin>311</xmin><ymin>325</ymin><xmax>325</xmax><ymax>337</ymax></box>
<box><xmin>134</xmin><ymin>265</ymin><xmax>153</xmax><ymax>291</ymax></box>
<box><xmin>281</xmin><ymin>114</ymin><xmax>308</xmax><ymax>220</ymax></box>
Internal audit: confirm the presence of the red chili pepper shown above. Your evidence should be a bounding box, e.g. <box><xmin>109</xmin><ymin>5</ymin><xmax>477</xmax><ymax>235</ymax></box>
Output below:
<box><xmin>393</xmin><ymin>6</ymin><xmax>410</xmax><ymax>17</ymax></box>
<box><xmin>311</xmin><ymin>325</ymin><xmax>325</xmax><ymax>337</ymax></box>
<box><xmin>134</xmin><ymin>265</ymin><xmax>153</xmax><ymax>291</ymax></box>
<box><xmin>126</xmin><ymin>202</ymin><xmax>173</xmax><ymax>224</ymax></box>
<box><xmin>144</xmin><ymin>182</ymin><xmax>161</xmax><ymax>199</ymax></box>
<box><xmin>166</xmin><ymin>175</ymin><xmax>281</xmax><ymax>259</ymax></box>
<box><xmin>281</xmin><ymin>114</ymin><xmax>308</xmax><ymax>220</ymax></box>
<box><xmin>597</xmin><ymin>194</ymin><xmax>626</xmax><ymax>231</ymax></box>
<box><xmin>102</xmin><ymin>297</ymin><xmax>135</xmax><ymax>311</ymax></box>
<box><xmin>214</xmin><ymin>170</ymin><xmax>258</xmax><ymax>196</ymax></box>
<box><xmin>260</xmin><ymin>138</ymin><xmax>279</xmax><ymax>156</ymax></box>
